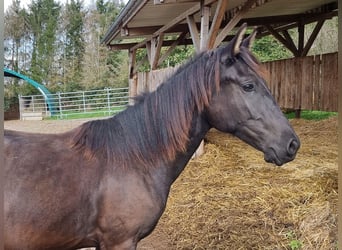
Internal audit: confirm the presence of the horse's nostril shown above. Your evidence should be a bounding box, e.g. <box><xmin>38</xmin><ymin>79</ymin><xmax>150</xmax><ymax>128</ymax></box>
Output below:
<box><xmin>287</xmin><ymin>139</ymin><xmax>299</xmax><ymax>156</ymax></box>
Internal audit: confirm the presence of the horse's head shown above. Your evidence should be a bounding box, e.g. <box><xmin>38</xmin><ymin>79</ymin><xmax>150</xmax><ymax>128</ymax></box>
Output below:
<box><xmin>205</xmin><ymin>24</ymin><xmax>300</xmax><ymax>166</ymax></box>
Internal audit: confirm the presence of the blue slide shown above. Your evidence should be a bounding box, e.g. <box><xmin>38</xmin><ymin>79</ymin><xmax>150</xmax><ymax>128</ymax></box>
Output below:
<box><xmin>4</xmin><ymin>68</ymin><xmax>56</xmax><ymax>115</ymax></box>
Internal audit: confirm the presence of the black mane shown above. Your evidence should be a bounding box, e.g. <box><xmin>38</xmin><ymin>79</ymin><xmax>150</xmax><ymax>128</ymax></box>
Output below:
<box><xmin>70</xmin><ymin>47</ymin><xmax>262</xmax><ymax>168</ymax></box>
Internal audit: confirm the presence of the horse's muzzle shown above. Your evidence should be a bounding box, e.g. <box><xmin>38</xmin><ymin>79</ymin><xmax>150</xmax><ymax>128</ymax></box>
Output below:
<box><xmin>287</xmin><ymin>138</ymin><xmax>300</xmax><ymax>158</ymax></box>
<box><xmin>264</xmin><ymin>137</ymin><xmax>300</xmax><ymax>166</ymax></box>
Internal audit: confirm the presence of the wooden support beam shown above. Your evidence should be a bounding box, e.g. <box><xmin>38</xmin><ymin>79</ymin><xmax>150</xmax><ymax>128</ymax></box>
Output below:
<box><xmin>158</xmin><ymin>31</ymin><xmax>188</xmax><ymax>66</ymax></box>
<box><xmin>128</xmin><ymin>49</ymin><xmax>136</xmax><ymax>79</ymax></box>
<box><xmin>146</xmin><ymin>41</ymin><xmax>152</xmax><ymax>65</ymax></box>
<box><xmin>207</xmin><ymin>0</ymin><xmax>228</xmax><ymax>49</ymax></box>
<box><xmin>214</xmin><ymin>0</ymin><xmax>259</xmax><ymax>47</ymax></box>
<box><xmin>151</xmin><ymin>33</ymin><xmax>165</xmax><ymax>69</ymax></box>
<box><xmin>298</xmin><ymin>21</ymin><xmax>305</xmax><ymax>54</ymax></box>
<box><xmin>265</xmin><ymin>24</ymin><xmax>299</xmax><ymax>56</ymax></box>
<box><xmin>128</xmin><ymin>49</ymin><xmax>137</xmax><ymax>103</ymax></box>
<box><xmin>200</xmin><ymin>3</ymin><xmax>210</xmax><ymax>51</ymax></box>
<box><xmin>131</xmin><ymin>38</ymin><xmax>149</xmax><ymax>51</ymax></box>
<box><xmin>109</xmin><ymin>37</ymin><xmax>196</xmax><ymax>51</ymax></box>
<box><xmin>266</xmin><ymin>19</ymin><xmax>326</xmax><ymax>57</ymax></box>
<box><xmin>186</xmin><ymin>15</ymin><xmax>200</xmax><ymax>52</ymax></box>
<box><xmin>302</xmin><ymin>20</ymin><xmax>325</xmax><ymax>56</ymax></box>
<box><xmin>281</xmin><ymin>30</ymin><xmax>299</xmax><ymax>56</ymax></box>
<box><xmin>154</xmin><ymin>0</ymin><xmax>198</xmax><ymax>4</ymax></box>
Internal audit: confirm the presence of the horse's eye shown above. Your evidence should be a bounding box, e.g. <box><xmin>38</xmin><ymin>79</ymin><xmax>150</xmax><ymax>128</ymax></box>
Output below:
<box><xmin>242</xmin><ymin>83</ymin><xmax>255</xmax><ymax>92</ymax></box>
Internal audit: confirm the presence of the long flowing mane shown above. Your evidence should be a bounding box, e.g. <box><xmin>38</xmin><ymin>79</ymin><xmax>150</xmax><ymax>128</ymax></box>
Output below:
<box><xmin>70</xmin><ymin>46</ymin><xmax>264</xmax><ymax>168</ymax></box>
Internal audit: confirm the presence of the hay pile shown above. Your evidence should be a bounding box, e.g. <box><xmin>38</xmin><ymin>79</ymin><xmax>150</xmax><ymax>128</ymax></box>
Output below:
<box><xmin>152</xmin><ymin>117</ymin><xmax>337</xmax><ymax>249</ymax></box>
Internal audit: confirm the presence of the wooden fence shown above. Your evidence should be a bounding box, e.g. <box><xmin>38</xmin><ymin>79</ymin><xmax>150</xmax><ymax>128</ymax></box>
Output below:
<box><xmin>264</xmin><ymin>52</ymin><xmax>338</xmax><ymax>112</ymax></box>
<box><xmin>132</xmin><ymin>52</ymin><xmax>338</xmax><ymax>112</ymax></box>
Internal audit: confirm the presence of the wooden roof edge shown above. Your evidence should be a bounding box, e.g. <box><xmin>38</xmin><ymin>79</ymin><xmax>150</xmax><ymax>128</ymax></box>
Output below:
<box><xmin>101</xmin><ymin>0</ymin><xmax>149</xmax><ymax>45</ymax></box>
<box><xmin>107</xmin><ymin>9</ymin><xmax>337</xmax><ymax>51</ymax></box>
<box><xmin>103</xmin><ymin>0</ymin><xmax>337</xmax><ymax>49</ymax></box>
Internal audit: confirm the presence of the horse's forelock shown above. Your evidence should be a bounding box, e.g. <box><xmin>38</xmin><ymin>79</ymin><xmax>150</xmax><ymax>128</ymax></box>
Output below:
<box><xmin>239</xmin><ymin>47</ymin><xmax>269</xmax><ymax>82</ymax></box>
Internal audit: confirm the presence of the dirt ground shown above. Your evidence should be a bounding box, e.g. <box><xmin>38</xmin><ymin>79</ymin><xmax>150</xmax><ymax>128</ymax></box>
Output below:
<box><xmin>4</xmin><ymin>116</ymin><xmax>338</xmax><ymax>249</ymax></box>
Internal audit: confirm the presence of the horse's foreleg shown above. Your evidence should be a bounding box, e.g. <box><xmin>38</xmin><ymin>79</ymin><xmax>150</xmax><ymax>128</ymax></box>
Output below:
<box><xmin>98</xmin><ymin>239</ymin><xmax>137</xmax><ymax>250</ymax></box>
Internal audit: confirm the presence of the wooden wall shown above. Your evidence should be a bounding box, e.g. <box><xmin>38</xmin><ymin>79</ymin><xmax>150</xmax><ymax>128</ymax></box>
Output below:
<box><xmin>131</xmin><ymin>52</ymin><xmax>338</xmax><ymax>112</ymax></box>
<box><xmin>264</xmin><ymin>52</ymin><xmax>338</xmax><ymax>112</ymax></box>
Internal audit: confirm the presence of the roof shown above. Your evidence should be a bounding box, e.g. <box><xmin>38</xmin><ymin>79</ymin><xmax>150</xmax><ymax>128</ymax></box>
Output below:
<box><xmin>102</xmin><ymin>0</ymin><xmax>338</xmax><ymax>50</ymax></box>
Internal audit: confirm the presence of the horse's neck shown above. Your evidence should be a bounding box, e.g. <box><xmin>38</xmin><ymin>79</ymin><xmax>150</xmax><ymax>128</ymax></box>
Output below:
<box><xmin>140</xmin><ymin>112</ymin><xmax>210</xmax><ymax>206</ymax></box>
<box><xmin>162</xmin><ymin>113</ymin><xmax>211</xmax><ymax>186</ymax></box>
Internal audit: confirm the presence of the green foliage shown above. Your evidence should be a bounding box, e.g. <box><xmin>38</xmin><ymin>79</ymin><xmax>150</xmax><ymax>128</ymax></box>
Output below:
<box><xmin>28</xmin><ymin>0</ymin><xmax>61</xmax><ymax>84</ymax></box>
<box><xmin>289</xmin><ymin>240</ymin><xmax>303</xmax><ymax>250</ymax></box>
<box><xmin>160</xmin><ymin>45</ymin><xmax>195</xmax><ymax>68</ymax></box>
<box><xmin>4</xmin><ymin>96</ymin><xmax>18</xmax><ymax>112</ymax></box>
<box><xmin>79</xmin><ymin>1</ymin><xmax>127</xmax><ymax>90</ymax></box>
<box><xmin>96</xmin><ymin>0</ymin><xmax>124</xmax><ymax>39</ymax></box>
<box><xmin>136</xmin><ymin>44</ymin><xmax>195</xmax><ymax>72</ymax></box>
<box><xmin>285</xmin><ymin>231</ymin><xmax>303</xmax><ymax>250</ymax></box>
<box><xmin>61</xmin><ymin>0</ymin><xmax>86</xmax><ymax>85</ymax></box>
<box><xmin>64</xmin><ymin>0</ymin><xmax>85</xmax><ymax>62</ymax></box>
<box><xmin>252</xmin><ymin>35</ymin><xmax>292</xmax><ymax>62</ymax></box>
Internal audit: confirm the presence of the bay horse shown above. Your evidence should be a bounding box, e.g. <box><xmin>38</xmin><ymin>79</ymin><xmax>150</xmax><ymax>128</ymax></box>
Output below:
<box><xmin>4</xmin><ymin>24</ymin><xmax>300</xmax><ymax>250</ymax></box>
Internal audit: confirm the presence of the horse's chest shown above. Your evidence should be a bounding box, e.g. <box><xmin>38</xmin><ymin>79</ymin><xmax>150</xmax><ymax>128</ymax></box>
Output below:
<box><xmin>96</xmin><ymin>174</ymin><xmax>166</xmax><ymax>241</ymax></box>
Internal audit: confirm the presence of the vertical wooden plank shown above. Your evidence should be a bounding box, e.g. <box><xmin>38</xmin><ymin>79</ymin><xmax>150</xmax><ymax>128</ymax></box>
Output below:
<box><xmin>321</xmin><ymin>53</ymin><xmax>338</xmax><ymax>111</ymax></box>
<box><xmin>301</xmin><ymin>55</ymin><xmax>314</xmax><ymax>110</ymax></box>
<box><xmin>294</xmin><ymin>57</ymin><xmax>303</xmax><ymax>109</ymax></box>
<box><xmin>274</xmin><ymin>60</ymin><xmax>282</xmax><ymax>107</ymax></box>
<box><xmin>281</xmin><ymin>59</ymin><xmax>289</xmax><ymax>108</ymax></box>
<box><xmin>312</xmin><ymin>54</ymin><xmax>321</xmax><ymax>110</ymax></box>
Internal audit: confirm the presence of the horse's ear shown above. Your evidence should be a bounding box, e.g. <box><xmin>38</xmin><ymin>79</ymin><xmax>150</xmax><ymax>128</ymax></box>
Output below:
<box><xmin>242</xmin><ymin>28</ymin><xmax>257</xmax><ymax>50</ymax></box>
<box><xmin>232</xmin><ymin>23</ymin><xmax>247</xmax><ymax>56</ymax></box>
<box><xmin>219</xmin><ymin>23</ymin><xmax>247</xmax><ymax>64</ymax></box>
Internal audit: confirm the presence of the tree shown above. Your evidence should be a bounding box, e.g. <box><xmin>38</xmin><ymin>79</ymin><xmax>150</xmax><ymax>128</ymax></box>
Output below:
<box><xmin>64</xmin><ymin>0</ymin><xmax>86</xmax><ymax>84</ymax></box>
<box><xmin>28</xmin><ymin>0</ymin><xmax>61</xmax><ymax>85</ymax></box>
<box><xmin>80</xmin><ymin>0</ymin><xmax>127</xmax><ymax>90</ymax></box>
<box><xmin>4</xmin><ymin>0</ymin><xmax>33</xmax><ymax>109</ymax></box>
<box><xmin>4</xmin><ymin>0</ymin><xmax>29</xmax><ymax>71</ymax></box>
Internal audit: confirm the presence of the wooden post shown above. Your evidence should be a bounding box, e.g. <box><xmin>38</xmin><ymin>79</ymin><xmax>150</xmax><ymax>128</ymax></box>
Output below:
<box><xmin>128</xmin><ymin>49</ymin><xmax>137</xmax><ymax>104</ymax></box>
<box><xmin>151</xmin><ymin>34</ymin><xmax>164</xmax><ymax>70</ymax></box>
<box><xmin>186</xmin><ymin>15</ymin><xmax>200</xmax><ymax>52</ymax></box>
<box><xmin>207</xmin><ymin>0</ymin><xmax>228</xmax><ymax>49</ymax></box>
<box><xmin>200</xmin><ymin>3</ymin><xmax>210</xmax><ymax>51</ymax></box>
<box><xmin>194</xmin><ymin>0</ymin><xmax>211</xmax><ymax>157</ymax></box>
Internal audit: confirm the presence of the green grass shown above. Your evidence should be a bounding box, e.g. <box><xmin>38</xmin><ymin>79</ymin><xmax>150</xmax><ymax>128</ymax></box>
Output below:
<box><xmin>45</xmin><ymin>109</ymin><xmax>336</xmax><ymax>121</ymax></box>
<box><xmin>285</xmin><ymin>110</ymin><xmax>337</xmax><ymax>120</ymax></box>
<box><xmin>45</xmin><ymin>107</ymin><xmax>126</xmax><ymax>120</ymax></box>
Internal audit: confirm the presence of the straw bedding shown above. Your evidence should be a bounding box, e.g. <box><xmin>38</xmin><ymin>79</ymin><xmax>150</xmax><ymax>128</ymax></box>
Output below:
<box><xmin>145</xmin><ymin>117</ymin><xmax>338</xmax><ymax>249</ymax></box>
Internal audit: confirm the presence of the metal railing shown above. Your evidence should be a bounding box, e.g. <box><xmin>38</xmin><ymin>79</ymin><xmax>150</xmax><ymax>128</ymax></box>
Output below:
<box><xmin>19</xmin><ymin>87</ymin><xmax>129</xmax><ymax>120</ymax></box>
